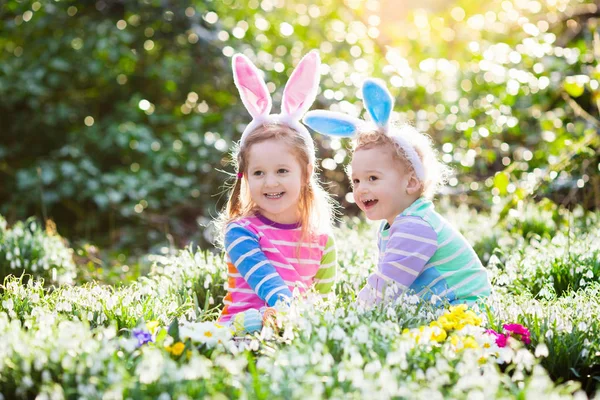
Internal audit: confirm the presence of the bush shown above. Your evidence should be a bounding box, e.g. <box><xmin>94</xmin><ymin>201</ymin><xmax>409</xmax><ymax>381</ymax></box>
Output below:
<box><xmin>2</xmin><ymin>1</ymin><xmax>598</xmax><ymax>252</ymax></box>
<box><xmin>0</xmin><ymin>215</ymin><xmax>76</xmax><ymax>285</ymax></box>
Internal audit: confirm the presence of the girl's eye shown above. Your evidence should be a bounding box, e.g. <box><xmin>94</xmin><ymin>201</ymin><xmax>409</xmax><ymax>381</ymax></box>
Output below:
<box><xmin>277</xmin><ymin>169</ymin><xmax>289</xmax><ymax>174</ymax></box>
<box><xmin>369</xmin><ymin>176</ymin><xmax>378</xmax><ymax>181</ymax></box>
<box><xmin>253</xmin><ymin>171</ymin><xmax>264</xmax><ymax>176</ymax></box>
<box><xmin>352</xmin><ymin>179</ymin><xmax>359</xmax><ymax>185</ymax></box>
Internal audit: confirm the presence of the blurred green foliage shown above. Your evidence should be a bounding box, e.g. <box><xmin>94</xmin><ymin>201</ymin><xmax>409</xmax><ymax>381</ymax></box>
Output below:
<box><xmin>0</xmin><ymin>0</ymin><xmax>598</xmax><ymax>250</ymax></box>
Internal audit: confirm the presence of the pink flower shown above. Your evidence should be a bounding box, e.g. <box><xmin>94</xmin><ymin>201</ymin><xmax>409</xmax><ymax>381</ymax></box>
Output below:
<box><xmin>485</xmin><ymin>329</ymin><xmax>509</xmax><ymax>348</ymax></box>
<box><xmin>503</xmin><ymin>323</ymin><xmax>531</xmax><ymax>344</ymax></box>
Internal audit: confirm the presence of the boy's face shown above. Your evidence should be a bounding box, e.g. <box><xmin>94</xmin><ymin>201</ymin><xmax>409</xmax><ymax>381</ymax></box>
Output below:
<box><xmin>350</xmin><ymin>146</ymin><xmax>417</xmax><ymax>225</ymax></box>
<box><xmin>246</xmin><ymin>139</ymin><xmax>308</xmax><ymax>224</ymax></box>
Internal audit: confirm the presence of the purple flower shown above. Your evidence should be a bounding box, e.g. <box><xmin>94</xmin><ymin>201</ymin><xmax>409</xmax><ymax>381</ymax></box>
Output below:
<box><xmin>503</xmin><ymin>323</ymin><xmax>531</xmax><ymax>345</ymax></box>
<box><xmin>132</xmin><ymin>328</ymin><xmax>153</xmax><ymax>347</ymax></box>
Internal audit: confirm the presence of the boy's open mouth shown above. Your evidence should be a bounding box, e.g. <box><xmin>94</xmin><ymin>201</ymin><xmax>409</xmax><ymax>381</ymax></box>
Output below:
<box><xmin>362</xmin><ymin>198</ymin><xmax>378</xmax><ymax>208</ymax></box>
<box><xmin>265</xmin><ymin>192</ymin><xmax>284</xmax><ymax>199</ymax></box>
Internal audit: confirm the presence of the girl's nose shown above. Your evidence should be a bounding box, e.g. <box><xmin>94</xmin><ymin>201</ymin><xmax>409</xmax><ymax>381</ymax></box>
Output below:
<box><xmin>265</xmin><ymin>174</ymin><xmax>279</xmax><ymax>187</ymax></box>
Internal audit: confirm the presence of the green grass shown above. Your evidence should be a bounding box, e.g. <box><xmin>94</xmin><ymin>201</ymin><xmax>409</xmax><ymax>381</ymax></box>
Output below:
<box><xmin>0</xmin><ymin>202</ymin><xmax>599</xmax><ymax>398</ymax></box>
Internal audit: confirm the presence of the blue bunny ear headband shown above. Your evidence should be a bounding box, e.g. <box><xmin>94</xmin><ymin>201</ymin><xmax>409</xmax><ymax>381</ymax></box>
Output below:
<box><xmin>303</xmin><ymin>78</ymin><xmax>425</xmax><ymax>180</ymax></box>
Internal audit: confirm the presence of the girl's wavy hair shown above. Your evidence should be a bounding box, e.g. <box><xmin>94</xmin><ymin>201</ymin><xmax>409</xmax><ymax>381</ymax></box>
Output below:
<box><xmin>353</xmin><ymin>123</ymin><xmax>452</xmax><ymax>199</ymax></box>
<box><xmin>215</xmin><ymin>124</ymin><xmax>335</xmax><ymax>248</ymax></box>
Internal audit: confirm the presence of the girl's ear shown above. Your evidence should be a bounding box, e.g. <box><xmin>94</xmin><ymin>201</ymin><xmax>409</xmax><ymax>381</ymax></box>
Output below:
<box><xmin>305</xmin><ymin>163</ymin><xmax>314</xmax><ymax>184</ymax></box>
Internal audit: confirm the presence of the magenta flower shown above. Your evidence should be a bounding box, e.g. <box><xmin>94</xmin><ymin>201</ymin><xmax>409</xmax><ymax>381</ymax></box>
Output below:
<box><xmin>485</xmin><ymin>329</ymin><xmax>509</xmax><ymax>348</ymax></box>
<box><xmin>503</xmin><ymin>323</ymin><xmax>531</xmax><ymax>344</ymax></box>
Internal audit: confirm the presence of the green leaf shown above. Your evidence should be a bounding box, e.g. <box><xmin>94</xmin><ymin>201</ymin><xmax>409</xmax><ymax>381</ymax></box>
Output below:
<box><xmin>168</xmin><ymin>317</ymin><xmax>179</xmax><ymax>341</ymax></box>
<box><xmin>155</xmin><ymin>327</ymin><xmax>168</xmax><ymax>344</ymax></box>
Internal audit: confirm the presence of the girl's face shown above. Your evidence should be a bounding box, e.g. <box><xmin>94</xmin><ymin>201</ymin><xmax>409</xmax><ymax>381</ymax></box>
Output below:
<box><xmin>246</xmin><ymin>138</ymin><xmax>309</xmax><ymax>224</ymax></box>
<box><xmin>351</xmin><ymin>145</ymin><xmax>421</xmax><ymax>225</ymax></box>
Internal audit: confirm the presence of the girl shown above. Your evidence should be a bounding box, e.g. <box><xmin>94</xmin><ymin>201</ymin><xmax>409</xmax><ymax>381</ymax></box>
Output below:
<box><xmin>217</xmin><ymin>51</ymin><xmax>337</xmax><ymax>324</ymax></box>
<box><xmin>303</xmin><ymin>78</ymin><xmax>491</xmax><ymax>307</ymax></box>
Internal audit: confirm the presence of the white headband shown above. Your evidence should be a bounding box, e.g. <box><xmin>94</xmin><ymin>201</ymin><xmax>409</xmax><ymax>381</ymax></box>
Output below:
<box><xmin>302</xmin><ymin>78</ymin><xmax>425</xmax><ymax>180</ymax></box>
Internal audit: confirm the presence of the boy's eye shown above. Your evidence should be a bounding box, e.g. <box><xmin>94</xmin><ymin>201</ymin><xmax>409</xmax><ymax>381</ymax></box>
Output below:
<box><xmin>369</xmin><ymin>176</ymin><xmax>378</xmax><ymax>181</ymax></box>
<box><xmin>277</xmin><ymin>168</ymin><xmax>289</xmax><ymax>174</ymax></box>
<box><xmin>352</xmin><ymin>179</ymin><xmax>359</xmax><ymax>185</ymax></box>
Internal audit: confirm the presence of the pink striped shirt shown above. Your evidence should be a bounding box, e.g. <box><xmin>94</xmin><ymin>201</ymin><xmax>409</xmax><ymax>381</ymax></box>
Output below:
<box><xmin>219</xmin><ymin>214</ymin><xmax>335</xmax><ymax>322</ymax></box>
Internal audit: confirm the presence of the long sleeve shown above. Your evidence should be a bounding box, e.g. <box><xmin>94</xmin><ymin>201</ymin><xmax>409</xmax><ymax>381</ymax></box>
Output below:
<box><xmin>313</xmin><ymin>235</ymin><xmax>337</xmax><ymax>296</ymax></box>
<box><xmin>358</xmin><ymin>216</ymin><xmax>437</xmax><ymax>306</ymax></box>
<box><xmin>224</xmin><ymin>223</ymin><xmax>293</xmax><ymax>306</ymax></box>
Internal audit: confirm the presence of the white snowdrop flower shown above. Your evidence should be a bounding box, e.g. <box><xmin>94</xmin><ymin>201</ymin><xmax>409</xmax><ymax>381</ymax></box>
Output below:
<box><xmin>215</xmin><ymin>355</ymin><xmax>247</xmax><ymax>375</ymax></box>
<box><xmin>282</xmin><ymin>325</ymin><xmax>295</xmax><ymax>341</ymax></box>
<box><xmin>329</xmin><ymin>325</ymin><xmax>346</xmax><ymax>341</ymax></box>
<box><xmin>136</xmin><ymin>348</ymin><xmax>164</xmax><ymax>384</ymax></box>
<box><xmin>585</xmin><ymin>270</ymin><xmax>594</xmax><ymax>279</ymax></box>
<box><xmin>352</xmin><ymin>325</ymin><xmax>369</xmax><ymax>344</ymax></box>
<box><xmin>534</xmin><ymin>343</ymin><xmax>549</xmax><ymax>358</ymax></box>
<box><xmin>415</xmin><ymin>369</ymin><xmax>425</xmax><ymax>380</ymax></box>
<box><xmin>2</xmin><ymin>299</ymin><xmax>13</xmax><ymax>311</ymax></box>
<box><xmin>364</xmin><ymin>360</ymin><xmax>382</xmax><ymax>376</ymax></box>
<box><xmin>317</xmin><ymin>326</ymin><xmax>327</xmax><ymax>342</ymax></box>
<box><xmin>21</xmin><ymin>375</ymin><xmax>33</xmax><ymax>388</ymax></box>
<box><xmin>30</xmin><ymin>293</ymin><xmax>40</xmax><ymax>304</ymax></box>
<box><xmin>349</xmin><ymin>350</ymin><xmax>364</xmax><ymax>367</ymax></box>
<box><xmin>120</xmin><ymin>337</ymin><xmax>138</xmax><ymax>353</ymax></box>
<box><xmin>181</xmin><ymin>355</ymin><xmax>212</xmax><ymax>380</ymax></box>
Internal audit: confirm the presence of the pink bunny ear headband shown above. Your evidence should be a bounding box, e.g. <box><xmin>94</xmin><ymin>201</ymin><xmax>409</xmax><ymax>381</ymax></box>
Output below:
<box><xmin>232</xmin><ymin>50</ymin><xmax>321</xmax><ymax>159</ymax></box>
<box><xmin>303</xmin><ymin>78</ymin><xmax>425</xmax><ymax>181</ymax></box>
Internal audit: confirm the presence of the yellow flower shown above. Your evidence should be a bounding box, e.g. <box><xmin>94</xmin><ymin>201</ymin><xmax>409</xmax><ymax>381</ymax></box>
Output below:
<box><xmin>449</xmin><ymin>304</ymin><xmax>468</xmax><ymax>314</ymax></box>
<box><xmin>450</xmin><ymin>335</ymin><xmax>460</xmax><ymax>347</ymax></box>
<box><xmin>438</xmin><ymin>315</ymin><xmax>455</xmax><ymax>331</ymax></box>
<box><xmin>436</xmin><ymin>305</ymin><xmax>483</xmax><ymax>333</ymax></box>
<box><xmin>429</xmin><ymin>321</ymin><xmax>447</xmax><ymax>342</ymax></box>
<box><xmin>166</xmin><ymin>342</ymin><xmax>185</xmax><ymax>356</ymax></box>
<box><xmin>462</xmin><ymin>336</ymin><xmax>479</xmax><ymax>350</ymax></box>
<box><xmin>146</xmin><ymin>320</ymin><xmax>160</xmax><ymax>334</ymax></box>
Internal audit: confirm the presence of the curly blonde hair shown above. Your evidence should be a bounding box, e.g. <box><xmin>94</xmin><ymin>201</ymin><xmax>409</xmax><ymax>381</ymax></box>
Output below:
<box><xmin>353</xmin><ymin>124</ymin><xmax>451</xmax><ymax>199</ymax></box>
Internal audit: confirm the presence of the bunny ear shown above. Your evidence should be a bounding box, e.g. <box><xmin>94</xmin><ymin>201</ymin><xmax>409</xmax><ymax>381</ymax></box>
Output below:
<box><xmin>232</xmin><ymin>54</ymin><xmax>272</xmax><ymax>119</ymax></box>
<box><xmin>362</xmin><ymin>78</ymin><xmax>394</xmax><ymax>129</ymax></box>
<box><xmin>303</xmin><ymin>110</ymin><xmax>361</xmax><ymax>137</ymax></box>
<box><xmin>281</xmin><ymin>50</ymin><xmax>321</xmax><ymax>119</ymax></box>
